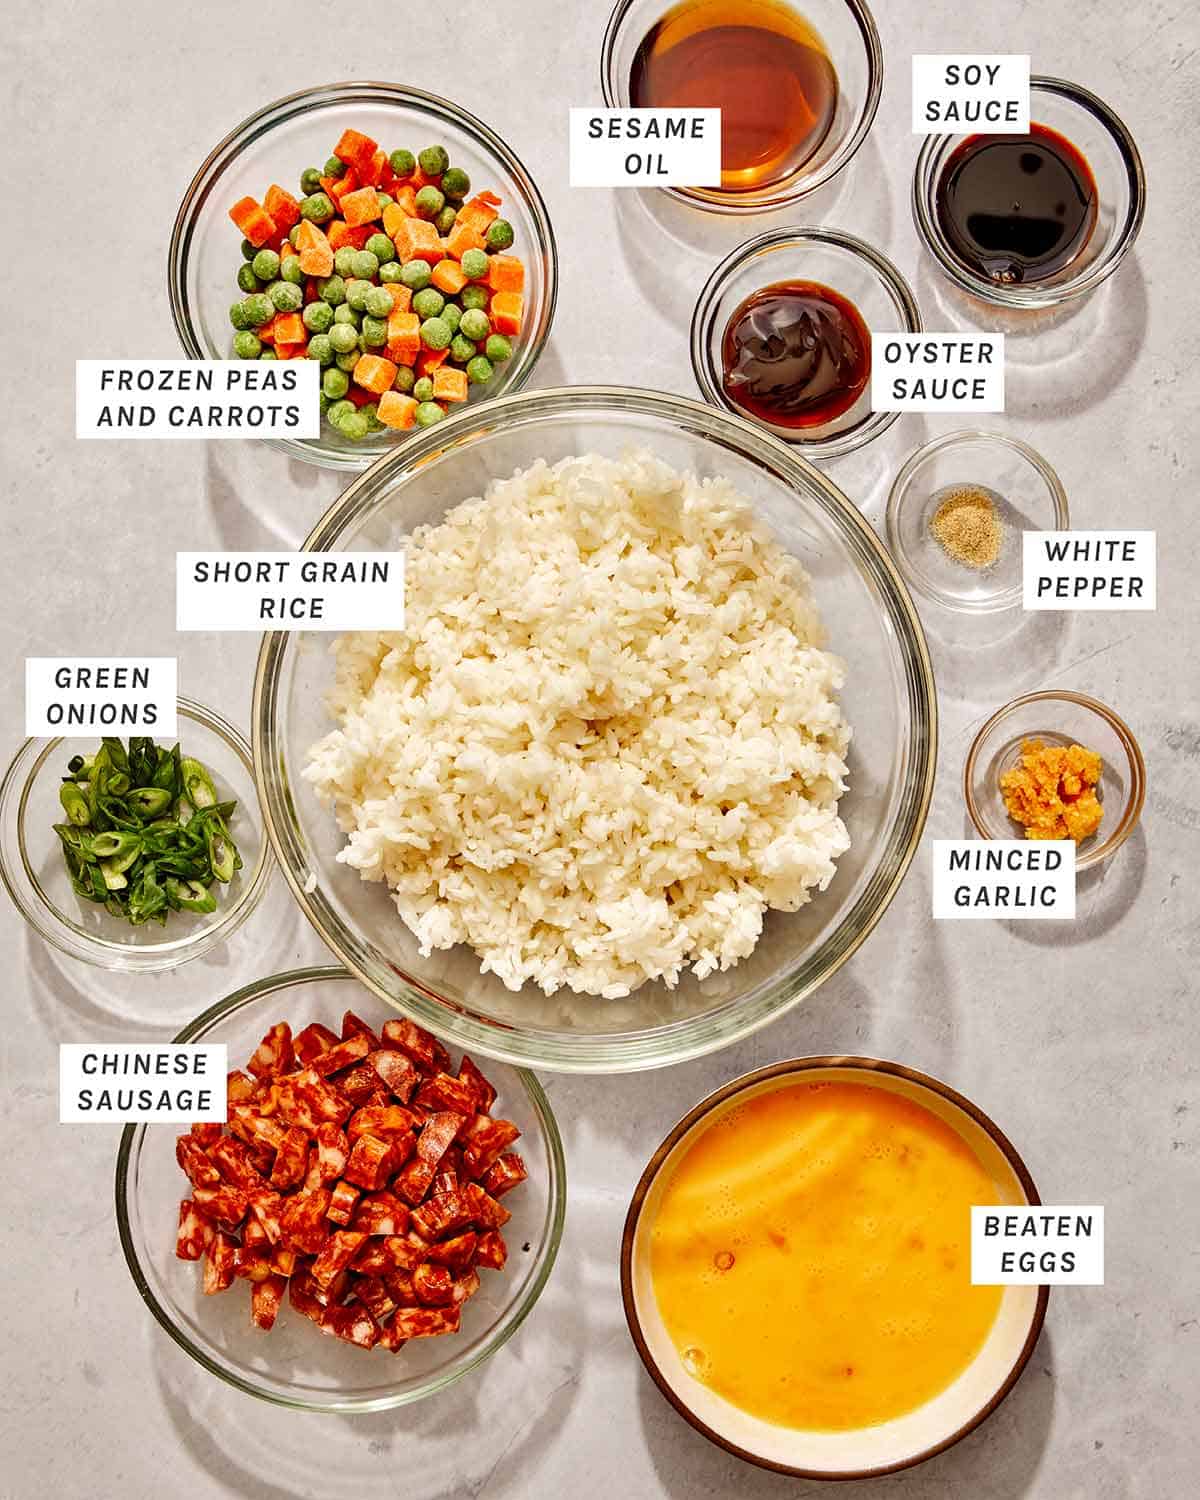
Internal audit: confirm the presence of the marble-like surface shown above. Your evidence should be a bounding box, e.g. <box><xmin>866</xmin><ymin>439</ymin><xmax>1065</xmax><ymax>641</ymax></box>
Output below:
<box><xmin>3</xmin><ymin>1</ymin><xmax>1198</xmax><ymax>1496</ymax></box>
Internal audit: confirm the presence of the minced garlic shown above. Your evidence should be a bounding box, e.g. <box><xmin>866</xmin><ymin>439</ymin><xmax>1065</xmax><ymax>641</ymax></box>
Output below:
<box><xmin>999</xmin><ymin>738</ymin><xmax>1104</xmax><ymax>842</ymax></box>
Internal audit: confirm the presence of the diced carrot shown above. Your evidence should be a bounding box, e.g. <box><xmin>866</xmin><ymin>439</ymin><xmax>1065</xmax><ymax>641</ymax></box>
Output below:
<box><xmin>341</xmin><ymin>187</ymin><xmax>382</xmax><ymax>227</ymax></box>
<box><xmin>353</xmin><ymin>353</ymin><xmax>400</xmax><ymax>396</ymax></box>
<box><xmin>257</xmin><ymin>317</ymin><xmax>277</xmax><ymax>344</ymax></box>
<box><xmin>432</xmin><ymin>366</ymin><xmax>469</xmax><ymax>404</ymax></box>
<box><xmin>296</xmin><ymin>220</ymin><xmax>334</xmax><ymax>277</ymax></box>
<box><xmin>334</xmin><ymin>129</ymin><xmax>378</xmax><ymax>173</ymax></box>
<box><xmin>273</xmin><ymin>312</ymin><xmax>306</xmax><ymax>345</ymax></box>
<box><xmin>416</xmin><ymin>347</ymin><xmax>450</xmax><ymax>378</ymax></box>
<box><xmin>229</xmin><ymin>196</ymin><xmax>277</xmax><ymax>247</ymax></box>
<box><xmin>385</xmin><ymin>312</ymin><xmax>421</xmax><ymax>365</ymax></box>
<box><xmin>490</xmin><ymin>292</ymin><xmax>523</xmax><ymax>336</ymax></box>
<box><xmin>327</xmin><ymin>220</ymin><xmax>372</xmax><ymax>251</ymax></box>
<box><xmin>346</xmin><ymin>385</ymin><xmax>374</xmax><ymax>406</ymax></box>
<box><xmin>431</xmin><ymin>260</ymin><xmax>468</xmax><ymax>295</ymax></box>
<box><xmin>377</xmin><ymin>391</ymin><xmax>418</xmax><ymax>429</ymax></box>
<box><xmin>274</xmin><ymin>339</ymin><xmax>309</xmax><ymax>359</ymax></box>
<box><xmin>392</xmin><ymin>217</ymin><xmax>444</xmax><ymax>263</ymax></box>
<box><xmin>445</xmin><ymin>221</ymin><xmax>486</xmax><ymax>261</ymax></box>
<box><xmin>486</xmin><ymin>255</ymin><xmax>525</xmax><ymax>294</ymax></box>
<box><xmin>394</xmin><ymin>186</ymin><xmax>418</xmax><ymax>217</ymax></box>
<box><xmin>329</xmin><ymin>170</ymin><xmax>360</xmax><ymax>205</ymax></box>
<box><xmin>358</xmin><ymin>148</ymin><xmax>390</xmax><ymax>188</ymax></box>
<box><xmin>457</xmin><ymin>194</ymin><xmax>500</xmax><ymax>234</ymax></box>
<box><xmin>279</xmin><ymin>240</ymin><xmax>299</xmax><ymax>263</ymax></box>
<box><xmin>263</xmin><ymin>185</ymin><xmax>301</xmax><ymax>233</ymax></box>
<box><xmin>411</xmin><ymin>167</ymin><xmax>443</xmax><ymax>191</ymax></box>
<box><xmin>383</xmin><ymin>284</ymin><xmax>413</xmax><ymax>313</ymax></box>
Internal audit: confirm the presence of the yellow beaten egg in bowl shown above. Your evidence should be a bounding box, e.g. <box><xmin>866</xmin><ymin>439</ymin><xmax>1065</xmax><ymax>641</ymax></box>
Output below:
<box><xmin>621</xmin><ymin>1058</ymin><xmax>1047</xmax><ymax>1479</ymax></box>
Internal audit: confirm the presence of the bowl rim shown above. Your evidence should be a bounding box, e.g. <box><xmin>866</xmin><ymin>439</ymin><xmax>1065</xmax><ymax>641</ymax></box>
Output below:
<box><xmin>885</xmin><ymin>428</ymin><xmax>1070</xmax><ymax>614</ymax></box>
<box><xmin>963</xmin><ymin>689</ymin><xmax>1146</xmax><ymax>870</ymax></box>
<box><xmin>619</xmin><ymin>1054</ymin><xmax>1050</xmax><ymax>1479</ymax></box>
<box><xmin>0</xmin><ymin>695</ymin><xmax>273</xmax><ymax>971</ymax></box>
<box><xmin>113</xmin><ymin>964</ymin><xmax>568</xmax><ymax>1412</ymax></box>
<box><xmin>689</xmin><ymin>225</ymin><xmax>922</xmax><ymax>458</ymax></box>
<box><xmin>167</xmin><ymin>79</ymin><xmax>559</xmax><ymax>472</ymax></box>
<box><xmin>252</xmin><ymin>384</ymin><xmax>938</xmax><ymax>1074</ymax></box>
<box><xmin>600</xmin><ymin>0</ymin><xmax>884</xmax><ymax>214</ymax></box>
<box><xmin>912</xmin><ymin>74</ymin><xmax>1147</xmax><ymax>309</ymax></box>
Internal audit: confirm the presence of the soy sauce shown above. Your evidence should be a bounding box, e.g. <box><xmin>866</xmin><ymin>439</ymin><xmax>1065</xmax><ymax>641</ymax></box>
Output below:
<box><xmin>630</xmin><ymin>0</ymin><xmax>838</xmax><ymax>193</ymax></box>
<box><xmin>935</xmin><ymin>123</ymin><xmax>1098</xmax><ymax>285</ymax></box>
<box><xmin>721</xmin><ymin>281</ymin><xmax>871</xmax><ymax>428</ymax></box>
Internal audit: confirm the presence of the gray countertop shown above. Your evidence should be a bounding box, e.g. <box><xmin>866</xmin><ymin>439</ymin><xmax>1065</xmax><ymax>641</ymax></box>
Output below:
<box><xmin>3</xmin><ymin>1</ymin><xmax>1197</xmax><ymax>1496</ymax></box>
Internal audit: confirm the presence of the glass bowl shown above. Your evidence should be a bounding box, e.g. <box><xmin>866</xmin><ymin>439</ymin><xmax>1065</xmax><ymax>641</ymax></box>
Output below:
<box><xmin>601</xmin><ymin>0</ymin><xmax>883</xmax><ymax>213</ymax></box>
<box><xmin>691</xmin><ymin>227</ymin><xmax>920</xmax><ymax>458</ymax></box>
<box><xmin>913</xmin><ymin>76</ymin><xmax>1146</xmax><ymax>310</ymax></box>
<box><xmin>621</xmin><ymin>1056</ymin><xmax>1047</xmax><ymax>1479</ymax></box>
<box><xmin>964</xmin><ymin>690</ymin><xmax>1145</xmax><ymax>870</ymax></box>
<box><xmin>115</xmin><ymin>967</ymin><xmax>565</xmax><ymax>1412</ymax></box>
<box><xmin>169</xmin><ymin>82</ymin><xmax>558</xmax><ymax>471</ymax></box>
<box><xmin>886</xmin><ymin>430</ymin><xmax>1069</xmax><ymax>614</ymax></box>
<box><xmin>253</xmin><ymin>386</ymin><xmax>936</xmax><ymax>1074</ymax></box>
<box><xmin>0</xmin><ymin>697</ymin><xmax>271</xmax><ymax>972</ymax></box>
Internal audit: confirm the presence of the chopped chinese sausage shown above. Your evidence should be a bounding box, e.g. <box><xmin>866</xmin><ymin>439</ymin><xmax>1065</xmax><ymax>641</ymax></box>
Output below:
<box><xmin>176</xmin><ymin>1199</ymin><xmax>215</xmax><ymax>1260</ymax></box>
<box><xmin>381</xmin><ymin>1017</ymin><xmax>451</xmax><ymax>1075</ymax></box>
<box><xmin>474</xmin><ymin>1230</ymin><xmax>508</xmax><ymax>1271</ymax></box>
<box><xmin>458</xmin><ymin>1054</ymin><xmax>497</xmax><ymax>1114</ymax></box>
<box><xmin>309</xmin><ymin>1033</ymin><xmax>371</xmax><ymax>1078</ymax></box>
<box><xmin>415</xmin><ymin>1070</ymin><xmax>478</xmax><ymax>1115</ymax></box>
<box><xmin>176</xmin><ymin>1134</ymin><xmax>221</xmax><ymax>1189</ymax></box>
<box><xmin>344</xmin><ymin>1133</ymin><xmax>398</xmax><ymax>1191</ymax></box>
<box><xmin>459</xmin><ymin>1114</ymin><xmax>521</xmax><ymax>1177</ymax></box>
<box><xmin>311</xmin><ymin>1229</ymin><xmax>368</xmax><ymax>1292</ymax></box>
<box><xmin>281</xmin><ymin>1188</ymin><xmax>332</xmax><ymax>1255</ymax></box>
<box><xmin>193</xmin><ymin>1182</ymin><xmax>249</xmax><ymax>1229</ymax></box>
<box><xmin>328</xmin><ymin>1179</ymin><xmax>361</xmax><ymax>1225</ymax></box>
<box><xmin>367</xmin><ymin>1048</ymin><xmax>419</xmax><ymax>1102</ymax></box>
<box><xmin>413</xmin><ymin>1262</ymin><xmax>455</xmax><ymax>1306</ymax></box>
<box><xmin>251</xmin><ymin>1274</ymin><xmax>287</xmax><ymax>1331</ymax></box>
<box><xmin>482</xmin><ymin>1152</ymin><xmax>528</xmax><ymax>1198</ymax></box>
<box><xmin>247</xmin><ymin>1021</ymin><xmax>294</xmax><ymax>1079</ymax></box>
<box><xmin>340</xmin><ymin>1010</ymin><xmax>383</xmax><ymax>1048</ymax></box>
<box><xmin>269</xmin><ymin>1125</ymin><xmax>309</xmax><ymax>1190</ymax></box>
<box><xmin>203</xmin><ymin>1231</ymin><xmax>237</xmax><ymax>1294</ymax></box>
<box><xmin>348</xmin><ymin>1103</ymin><xmax>416</xmax><ymax>1141</ymax></box>
<box><xmin>390</xmin><ymin>1304</ymin><xmax>461</xmax><ymax>1341</ymax></box>
<box><xmin>424</xmin><ymin>1230</ymin><xmax>478</xmax><ymax>1273</ymax></box>
<box><xmin>293</xmin><ymin>1021</ymin><xmax>340</xmax><ymax>1066</ymax></box>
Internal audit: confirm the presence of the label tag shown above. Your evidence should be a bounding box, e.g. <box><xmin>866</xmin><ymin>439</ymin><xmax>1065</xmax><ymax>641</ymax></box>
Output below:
<box><xmin>971</xmin><ymin>1205</ymin><xmax>1104</xmax><ymax>1285</ymax></box>
<box><xmin>932</xmin><ymin>839</ymin><xmax>1075</xmax><ymax>919</ymax></box>
<box><xmin>569</xmin><ymin>108</ymin><xmax>722</xmax><ymax>186</ymax></box>
<box><xmin>76</xmin><ymin>359</ymin><xmax>320</xmax><ymax>439</ymax></box>
<box><xmin>25</xmin><ymin>658</ymin><xmax>177</xmax><ymax>737</ymax></box>
<box><xmin>1023</xmin><ymin>530</ymin><xmax>1156</xmax><ymax>611</ymax></box>
<box><xmin>59</xmin><ymin>1044</ymin><xmax>227</xmax><ymax>1123</ymax></box>
<box><xmin>912</xmin><ymin>54</ymin><xmax>1031</xmax><ymax>133</ymax></box>
<box><xmin>176</xmin><ymin>551</ymin><xmax>405</xmax><ymax>631</ymax></box>
<box><xmin>871</xmin><ymin>334</ymin><xmax>1004</xmax><ymax>411</ymax></box>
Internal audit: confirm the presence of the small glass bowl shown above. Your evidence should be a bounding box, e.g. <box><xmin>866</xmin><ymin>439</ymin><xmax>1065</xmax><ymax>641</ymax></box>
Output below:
<box><xmin>886</xmin><ymin>430</ymin><xmax>1069</xmax><ymax>613</ymax></box>
<box><xmin>964</xmin><ymin>691</ymin><xmax>1145</xmax><ymax>870</ymax></box>
<box><xmin>169</xmin><ymin>82</ymin><xmax>558</xmax><ymax>471</ymax></box>
<box><xmin>913</xmin><ymin>76</ymin><xmax>1146</xmax><ymax>310</ymax></box>
<box><xmin>691</xmin><ymin>227</ymin><xmax>920</xmax><ymax>458</ymax></box>
<box><xmin>601</xmin><ymin>0</ymin><xmax>883</xmax><ymax>214</ymax></box>
<box><xmin>622</xmin><ymin>1057</ymin><xmax>1047</xmax><ymax>1479</ymax></box>
<box><xmin>0</xmin><ymin>697</ymin><xmax>271</xmax><ymax>971</ymax></box>
<box><xmin>115</xmin><ymin>967</ymin><xmax>566</xmax><ymax>1412</ymax></box>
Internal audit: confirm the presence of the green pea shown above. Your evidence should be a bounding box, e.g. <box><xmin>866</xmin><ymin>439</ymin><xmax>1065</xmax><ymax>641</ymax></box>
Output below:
<box><xmin>332</xmin><ymin>304</ymin><xmax>359</xmax><ymax>328</ymax></box>
<box><xmin>270</xmin><ymin>280</ymin><xmax>304</xmax><ymax>312</ymax></box>
<box><xmin>361</xmin><ymin>316</ymin><xmax>388</xmax><ymax>348</ymax></box>
<box><xmin>379</xmin><ymin>260</ymin><xmax>405</xmax><ymax>283</ymax></box>
<box><xmin>336</xmin><ymin>349</ymin><xmax>361</xmax><ymax>371</ymax></box>
<box><xmin>303</xmin><ymin>300</ymin><xmax>334</xmax><ymax>333</ymax></box>
<box><xmin>365</xmin><ymin>285</ymin><xmax>394</xmax><ymax>318</ymax></box>
<box><xmin>441</xmin><ymin>166</ymin><xmax>471</xmax><ymax>200</ymax></box>
<box><xmin>415</xmin><ymin>400</ymin><xmax>446</xmax><ymax>427</ymax></box>
<box><xmin>412</xmin><ymin>376</ymin><xmax>435</xmax><ymax>402</ymax></box>
<box><xmin>400</xmin><ymin>259</ymin><xmax>432</xmax><ymax>291</ymax></box>
<box><xmin>289</xmin><ymin>224</ymin><xmax>303</xmax><ymax>247</ymax></box>
<box><xmin>366</xmin><ymin>232</ymin><xmax>395</xmax><ymax>264</ymax></box>
<box><xmin>485</xmin><ymin>333</ymin><xmax>513</xmax><ymax>362</ymax></box>
<box><xmin>334</xmin><ymin>246</ymin><xmax>358</xmax><ymax>277</ymax></box>
<box><xmin>460</xmin><ymin>285</ymin><xmax>490</xmax><ymax>312</ymax></box>
<box><xmin>317</xmin><ymin>273</ymin><xmax>347</xmax><ymax>306</ymax></box>
<box><xmin>324</xmin><ymin>155</ymin><xmax>347</xmax><ymax>178</ymax></box>
<box><xmin>346</xmin><ymin>278</ymin><xmax>373</xmax><ymax>311</ymax></box>
<box><xmin>361</xmin><ymin>401</ymin><xmax>382</xmax><ymax>430</ymax></box>
<box><xmin>467</xmin><ymin>354</ymin><xmax>494</xmax><ymax>384</ymax></box>
<box><xmin>486</xmin><ymin>218</ymin><xmax>515</xmax><ymax>252</ymax></box>
<box><xmin>241</xmin><ymin>237</ymin><xmax>258</xmax><ymax>261</ymax></box>
<box><xmin>280</xmin><ymin>256</ymin><xmax>305</xmax><ymax>286</ymax></box>
<box><xmin>230</xmin><ymin>301</ymin><xmax>250</xmax><ymax>331</ymax></box>
<box><xmin>418</xmin><ymin>145</ymin><xmax>450</xmax><ymax>177</ymax></box>
<box><xmin>307</xmin><ymin>333</ymin><xmax>334</xmax><ymax>365</ymax></box>
<box><xmin>326</xmin><ymin>398</ymin><xmax>354</xmax><ymax>427</ymax></box>
<box><xmin>300</xmin><ymin>167</ymin><xmax>324</xmax><ymax>195</ymax></box>
<box><xmin>390</xmin><ymin>149</ymin><xmax>416</xmax><ymax>179</ymax></box>
<box><xmin>394</xmin><ymin>365</ymin><xmax>416</xmax><ymax>393</ymax></box>
<box><xmin>412</xmin><ymin>287</ymin><xmax>445</xmax><ymax>319</ymax></box>
<box><xmin>242</xmin><ymin>294</ymin><xmax>274</xmax><ymax>327</ymax></box>
<box><xmin>435</xmin><ymin>205</ymin><xmax>458</xmax><ymax>235</ymax></box>
<box><xmin>377</xmin><ymin>193</ymin><xmax>394</xmax><ymax>210</ymax></box>
<box><xmin>322</xmin><ymin>367</ymin><xmax>350</xmax><ymax>399</ymax></box>
<box><xmin>414</xmin><ymin>185</ymin><xmax>445</xmax><ymax>220</ymax></box>
<box><xmin>460</xmin><ymin>247</ymin><xmax>489</xmax><ymax>282</ymax></box>
<box><xmin>341</xmin><ymin>410</ymin><xmax>370</xmax><ymax>440</ymax></box>
<box><xmin>449</xmin><ymin>333</ymin><xmax>477</xmax><ymax>364</ymax></box>
<box><xmin>260</xmin><ymin>349</ymin><xmax>277</xmax><ymax>360</ymax></box>
<box><xmin>233</xmin><ymin>330</ymin><xmax>262</xmax><ymax>358</ymax></box>
<box><xmin>252</xmin><ymin>248</ymin><xmax>280</xmax><ymax>281</ymax></box>
<box><xmin>300</xmin><ymin>192</ymin><xmax>335</xmax><ymax>223</ymax></box>
<box><xmin>420</xmin><ymin>316</ymin><xmax>452</xmax><ymax>351</ymax></box>
<box><xmin>441</xmin><ymin>302</ymin><xmax>462</xmax><ymax>334</ymax></box>
<box><xmin>459</xmin><ymin>307</ymin><xmax>490</xmax><ymax>342</ymax></box>
<box><xmin>236</xmin><ymin>263</ymin><xmax>258</xmax><ymax>294</ymax></box>
<box><xmin>350</xmin><ymin>249</ymin><xmax>380</xmax><ymax>280</ymax></box>
<box><xmin>329</xmin><ymin>321</ymin><xmax>360</xmax><ymax>354</ymax></box>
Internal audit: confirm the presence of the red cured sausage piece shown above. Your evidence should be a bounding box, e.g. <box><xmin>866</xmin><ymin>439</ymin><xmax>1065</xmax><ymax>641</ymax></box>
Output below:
<box><xmin>176</xmin><ymin>1200</ymin><xmax>216</xmax><ymax>1260</ymax></box>
<box><xmin>414</xmin><ymin>1071</ymin><xmax>478</xmax><ymax>1115</ymax></box>
<box><xmin>304</xmin><ymin>1121</ymin><xmax>350</xmax><ymax>1190</ymax></box>
<box><xmin>208</xmin><ymin>1134</ymin><xmax>269</xmax><ymax>1192</ymax></box>
<box><xmin>247</xmin><ymin>1021</ymin><xmax>294</xmax><ymax>1079</ymax></box>
<box><xmin>412</xmin><ymin>1262</ymin><xmax>455</xmax><ymax>1306</ymax></box>
<box><xmin>390</xmin><ymin>1304</ymin><xmax>461</xmax><ymax>1340</ymax></box>
<box><xmin>354</xmin><ymin>1275</ymin><xmax>396</xmax><ymax>1323</ymax></box>
<box><xmin>311</xmin><ymin>1230</ymin><xmax>368</xmax><ymax>1292</ymax></box>
<box><xmin>309</xmin><ymin>1033</ymin><xmax>371</xmax><ymax>1079</ymax></box>
<box><xmin>348</xmin><ymin>1104</ymin><xmax>415</xmax><ymax>1141</ymax></box>
<box><xmin>474</xmin><ymin>1230</ymin><xmax>508</xmax><ymax>1270</ymax></box>
<box><xmin>381</xmin><ymin>1018</ymin><xmax>451</xmax><ymax>1075</ymax></box>
<box><xmin>192</xmin><ymin>1182</ymin><xmax>249</xmax><ymax>1229</ymax></box>
<box><xmin>482</xmin><ymin>1152</ymin><xmax>528</xmax><ymax>1199</ymax></box>
<box><xmin>424</xmin><ymin>1231</ymin><xmax>478</xmax><ymax>1273</ymax></box>
<box><xmin>293</xmin><ymin>1021</ymin><xmax>340</xmax><ymax>1066</ymax></box>
<box><xmin>327</xmin><ymin>1180</ymin><xmax>360</xmax><ymax>1226</ymax></box>
<box><xmin>450</xmin><ymin>1268</ymin><xmax>481</xmax><ymax>1305</ymax></box>
<box><xmin>280</xmin><ymin>1188</ymin><xmax>332</xmax><ymax>1255</ymax></box>
<box><xmin>203</xmin><ymin>1231</ymin><xmax>237</xmax><ymax>1294</ymax></box>
<box><xmin>459</xmin><ymin>1114</ymin><xmax>521</xmax><ymax>1178</ymax></box>
<box><xmin>176</xmin><ymin>1134</ymin><xmax>221</xmax><ymax>1189</ymax></box>
<box><xmin>251</xmin><ymin>1273</ymin><xmax>287</xmax><ymax>1331</ymax></box>
<box><xmin>352</xmin><ymin>1191</ymin><xmax>409</xmax><ymax>1237</ymax></box>
<box><xmin>340</xmin><ymin>1010</ymin><xmax>383</xmax><ymax>1049</ymax></box>
<box><xmin>463</xmin><ymin>1181</ymin><xmax>512</xmax><ymax>1230</ymax></box>
<box><xmin>366</xmin><ymin>1049</ymin><xmax>419</xmax><ymax>1103</ymax></box>
<box><xmin>270</xmin><ymin>1125</ymin><xmax>309</xmax><ymax>1190</ymax></box>
<box><xmin>458</xmin><ymin>1055</ymin><xmax>497</xmax><ymax>1114</ymax></box>
<box><xmin>409</xmin><ymin>1189</ymin><xmax>476</xmax><ymax>1241</ymax></box>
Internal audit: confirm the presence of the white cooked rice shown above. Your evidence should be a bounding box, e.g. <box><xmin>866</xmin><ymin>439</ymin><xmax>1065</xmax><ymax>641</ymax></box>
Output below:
<box><xmin>303</xmin><ymin>450</ymin><xmax>851</xmax><ymax>999</ymax></box>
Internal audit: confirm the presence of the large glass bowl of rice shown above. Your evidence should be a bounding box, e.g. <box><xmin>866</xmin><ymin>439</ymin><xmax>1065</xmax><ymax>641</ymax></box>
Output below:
<box><xmin>254</xmin><ymin>387</ymin><xmax>936</xmax><ymax>1073</ymax></box>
